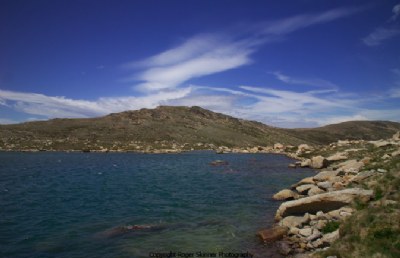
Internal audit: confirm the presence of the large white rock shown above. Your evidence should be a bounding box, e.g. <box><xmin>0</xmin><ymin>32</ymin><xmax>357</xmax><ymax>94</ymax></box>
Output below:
<box><xmin>310</xmin><ymin>156</ymin><xmax>328</xmax><ymax>169</ymax></box>
<box><xmin>275</xmin><ymin>188</ymin><xmax>373</xmax><ymax>220</ymax></box>
<box><xmin>336</xmin><ymin>159</ymin><xmax>364</xmax><ymax>174</ymax></box>
<box><xmin>313</xmin><ymin>170</ymin><xmax>340</xmax><ymax>182</ymax></box>
<box><xmin>273</xmin><ymin>189</ymin><xmax>299</xmax><ymax>200</ymax></box>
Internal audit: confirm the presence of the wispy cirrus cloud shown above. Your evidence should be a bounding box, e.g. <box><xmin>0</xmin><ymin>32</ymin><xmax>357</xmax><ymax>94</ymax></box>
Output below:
<box><xmin>0</xmin><ymin>88</ymin><xmax>192</xmax><ymax>119</ymax></box>
<box><xmin>259</xmin><ymin>6</ymin><xmax>362</xmax><ymax>36</ymax></box>
<box><xmin>0</xmin><ymin>84</ymin><xmax>398</xmax><ymax>127</ymax></box>
<box><xmin>123</xmin><ymin>6</ymin><xmax>362</xmax><ymax>93</ymax></box>
<box><xmin>390</xmin><ymin>3</ymin><xmax>400</xmax><ymax>21</ymax></box>
<box><xmin>3</xmin><ymin>5</ymin><xmax>395</xmax><ymax>128</ymax></box>
<box><xmin>363</xmin><ymin>3</ymin><xmax>400</xmax><ymax>46</ymax></box>
<box><xmin>363</xmin><ymin>27</ymin><xmax>400</xmax><ymax>46</ymax></box>
<box><xmin>271</xmin><ymin>71</ymin><xmax>339</xmax><ymax>89</ymax></box>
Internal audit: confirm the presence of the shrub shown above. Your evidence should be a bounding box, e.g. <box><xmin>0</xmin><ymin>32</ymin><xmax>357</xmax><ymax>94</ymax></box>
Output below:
<box><xmin>322</xmin><ymin>220</ymin><xmax>340</xmax><ymax>234</ymax></box>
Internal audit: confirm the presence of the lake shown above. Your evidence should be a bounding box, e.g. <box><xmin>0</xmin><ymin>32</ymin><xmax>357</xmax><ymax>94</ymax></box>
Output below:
<box><xmin>0</xmin><ymin>151</ymin><xmax>315</xmax><ymax>258</ymax></box>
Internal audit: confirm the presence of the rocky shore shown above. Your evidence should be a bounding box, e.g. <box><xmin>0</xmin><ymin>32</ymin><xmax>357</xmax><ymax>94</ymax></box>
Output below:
<box><xmin>258</xmin><ymin>132</ymin><xmax>400</xmax><ymax>258</ymax></box>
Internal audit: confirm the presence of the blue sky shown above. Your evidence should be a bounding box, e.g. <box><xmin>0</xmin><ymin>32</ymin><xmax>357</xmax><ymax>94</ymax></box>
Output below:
<box><xmin>1</xmin><ymin>0</ymin><xmax>400</xmax><ymax>128</ymax></box>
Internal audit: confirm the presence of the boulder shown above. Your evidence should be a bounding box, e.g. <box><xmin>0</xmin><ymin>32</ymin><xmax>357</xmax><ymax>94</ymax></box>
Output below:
<box><xmin>298</xmin><ymin>144</ymin><xmax>312</xmax><ymax>152</ymax></box>
<box><xmin>258</xmin><ymin>226</ymin><xmax>288</xmax><ymax>242</ymax></box>
<box><xmin>299</xmin><ymin>227</ymin><xmax>313</xmax><ymax>237</ymax></box>
<box><xmin>306</xmin><ymin>229</ymin><xmax>322</xmax><ymax>242</ymax></box>
<box><xmin>209</xmin><ymin>160</ymin><xmax>229</xmax><ymax>166</ymax></box>
<box><xmin>275</xmin><ymin>188</ymin><xmax>373</xmax><ymax>220</ymax></box>
<box><xmin>350</xmin><ymin>170</ymin><xmax>375</xmax><ymax>183</ymax></box>
<box><xmin>291</xmin><ymin>177</ymin><xmax>315</xmax><ymax>188</ymax></box>
<box><xmin>279</xmin><ymin>215</ymin><xmax>309</xmax><ymax>228</ymax></box>
<box><xmin>300</xmin><ymin>159</ymin><xmax>312</xmax><ymax>167</ymax></box>
<box><xmin>274</xmin><ymin>143</ymin><xmax>284</xmax><ymax>150</ymax></box>
<box><xmin>313</xmin><ymin>170</ymin><xmax>340</xmax><ymax>182</ymax></box>
<box><xmin>310</xmin><ymin>156</ymin><xmax>328</xmax><ymax>169</ymax></box>
<box><xmin>336</xmin><ymin>159</ymin><xmax>364</xmax><ymax>174</ymax></box>
<box><xmin>317</xmin><ymin>181</ymin><xmax>332</xmax><ymax>190</ymax></box>
<box><xmin>327</xmin><ymin>152</ymin><xmax>348</xmax><ymax>161</ymax></box>
<box><xmin>382</xmin><ymin>154</ymin><xmax>391</xmax><ymax>159</ymax></box>
<box><xmin>273</xmin><ymin>189</ymin><xmax>299</xmax><ymax>201</ymax></box>
<box><xmin>308</xmin><ymin>187</ymin><xmax>325</xmax><ymax>196</ymax></box>
<box><xmin>296</xmin><ymin>184</ymin><xmax>316</xmax><ymax>194</ymax></box>
<box><xmin>321</xmin><ymin>229</ymin><xmax>340</xmax><ymax>244</ymax></box>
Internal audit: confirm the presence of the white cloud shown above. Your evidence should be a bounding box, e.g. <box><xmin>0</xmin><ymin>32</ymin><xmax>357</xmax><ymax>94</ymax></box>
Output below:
<box><xmin>390</xmin><ymin>3</ymin><xmax>400</xmax><ymax>21</ymax></box>
<box><xmin>123</xmin><ymin>7</ymin><xmax>361</xmax><ymax>93</ymax></box>
<box><xmin>363</xmin><ymin>3</ymin><xmax>400</xmax><ymax>46</ymax></box>
<box><xmin>1</xmin><ymin>85</ymin><xmax>399</xmax><ymax>128</ymax></box>
<box><xmin>0</xmin><ymin>88</ymin><xmax>192</xmax><ymax>119</ymax></box>
<box><xmin>260</xmin><ymin>7</ymin><xmax>361</xmax><ymax>36</ymax></box>
<box><xmin>124</xmin><ymin>34</ymin><xmax>255</xmax><ymax>92</ymax></box>
<box><xmin>363</xmin><ymin>27</ymin><xmax>400</xmax><ymax>46</ymax></box>
<box><xmin>271</xmin><ymin>71</ymin><xmax>339</xmax><ymax>88</ymax></box>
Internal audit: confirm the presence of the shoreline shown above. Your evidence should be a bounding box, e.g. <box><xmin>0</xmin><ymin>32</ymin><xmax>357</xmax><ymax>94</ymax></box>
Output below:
<box><xmin>259</xmin><ymin>134</ymin><xmax>400</xmax><ymax>257</ymax></box>
<box><xmin>4</xmin><ymin>139</ymin><xmax>398</xmax><ymax>257</ymax></box>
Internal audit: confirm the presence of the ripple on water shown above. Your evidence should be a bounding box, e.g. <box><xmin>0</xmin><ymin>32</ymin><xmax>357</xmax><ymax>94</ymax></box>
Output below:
<box><xmin>0</xmin><ymin>152</ymin><xmax>315</xmax><ymax>258</ymax></box>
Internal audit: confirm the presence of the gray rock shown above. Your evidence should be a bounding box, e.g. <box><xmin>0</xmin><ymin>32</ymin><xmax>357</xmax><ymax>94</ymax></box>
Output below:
<box><xmin>276</xmin><ymin>241</ymin><xmax>292</xmax><ymax>255</ymax></box>
<box><xmin>291</xmin><ymin>177</ymin><xmax>315</xmax><ymax>188</ymax></box>
<box><xmin>308</xmin><ymin>186</ymin><xmax>325</xmax><ymax>196</ymax></box>
<box><xmin>296</xmin><ymin>184</ymin><xmax>316</xmax><ymax>194</ymax></box>
<box><xmin>279</xmin><ymin>215</ymin><xmax>309</xmax><ymax>228</ymax></box>
<box><xmin>350</xmin><ymin>170</ymin><xmax>375</xmax><ymax>183</ymax></box>
<box><xmin>275</xmin><ymin>188</ymin><xmax>373</xmax><ymax>220</ymax></box>
<box><xmin>336</xmin><ymin>159</ymin><xmax>364</xmax><ymax>174</ymax></box>
<box><xmin>317</xmin><ymin>181</ymin><xmax>332</xmax><ymax>190</ymax></box>
<box><xmin>258</xmin><ymin>226</ymin><xmax>288</xmax><ymax>242</ymax></box>
<box><xmin>321</xmin><ymin>229</ymin><xmax>340</xmax><ymax>244</ymax></box>
<box><xmin>299</xmin><ymin>228</ymin><xmax>313</xmax><ymax>237</ymax></box>
<box><xmin>300</xmin><ymin>159</ymin><xmax>312</xmax><ymax>167</ymax></box>
<box><xmin>273</xmin><ymin>189</ymin><xmax>299</xmax><ymax>200</ymax></box>
<box><xmin>310</xmin><ymin>156</ymin><xmax>328</xmax><ymax>169</ymax></box>
<box><xmin>313</xmin><ymin>170</ymin><xmax>340</xmax><ymax>182</ymax></box>
<box><xmin>306</xmin><ymin>229</ymin><xmax>322</xmax><ymax>242</ymax></box>
<box><xmin>327</xmin><ymin>152</ymin><xmax>348</xmax><ymax>161</ymax></box>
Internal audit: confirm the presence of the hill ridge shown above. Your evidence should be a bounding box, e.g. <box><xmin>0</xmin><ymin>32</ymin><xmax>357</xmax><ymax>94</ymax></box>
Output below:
<box><xmin>1</xmin><ymin>106</ymin><xmax>399</xmax><ymax>151</ymax></box>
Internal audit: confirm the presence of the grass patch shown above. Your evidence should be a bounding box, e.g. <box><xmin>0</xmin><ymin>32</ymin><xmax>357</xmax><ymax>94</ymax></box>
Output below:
<box><xmin>322</xmin><ymin>220</ymin><xmax>340</xmax><ymax>234</ymax></box>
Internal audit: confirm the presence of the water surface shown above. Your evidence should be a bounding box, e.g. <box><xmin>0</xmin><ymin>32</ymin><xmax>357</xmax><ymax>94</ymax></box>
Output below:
<box><xmin>0</xmin><ymin>152</ymin><xmax>315</xmax><ymax>258</ymax></box>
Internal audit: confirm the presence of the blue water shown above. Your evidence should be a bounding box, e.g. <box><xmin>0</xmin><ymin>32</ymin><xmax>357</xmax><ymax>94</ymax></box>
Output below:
<box><xmin>0</xmin><ymin>152</ymin><xmax>315</xmax><ymax>258</ymax></box>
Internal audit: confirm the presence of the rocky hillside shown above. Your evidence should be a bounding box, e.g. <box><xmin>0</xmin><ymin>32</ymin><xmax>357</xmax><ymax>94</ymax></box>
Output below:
<box><xmin>286</xmin><ymin>121</ymin><xmax>400</xmax><ymax>145</ymax></box>
<box><xmin>0</xmin><ymin>106</ymin><xmax>399</xmax><ymax>152</ymax></box>
<box><xmin>259</xmin><ymin>133</ymin><xmax>400</xmax><ymax>258</ymax></box>
<box><xmin>0</xmin><ymin>106</ymin><xmax>304</xmax><ymax>151</ymax></box>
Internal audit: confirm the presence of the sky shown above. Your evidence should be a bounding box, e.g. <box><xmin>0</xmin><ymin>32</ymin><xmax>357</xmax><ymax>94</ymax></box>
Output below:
<box><xmin>1</xmin><ymin>0</ymin><xmax>400</xmax><ymax>128</ymax></box>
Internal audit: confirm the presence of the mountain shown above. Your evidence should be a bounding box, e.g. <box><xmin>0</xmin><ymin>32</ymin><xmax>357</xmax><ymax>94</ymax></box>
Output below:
<box><xmin>1</xmin><ymin>106</ymin><xmax>399</xmax><ymax>151</ymax></box>
<box><xmin>285</xmin><ymin>121</ymin><xmax>400</xmax><ymax>145</ymax></box>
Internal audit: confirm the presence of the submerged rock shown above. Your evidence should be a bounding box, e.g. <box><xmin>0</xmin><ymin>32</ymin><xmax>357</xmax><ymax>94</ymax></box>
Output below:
<box><xmin>209</xmin><ymin>160</ymin><xmax>229</xmax><ymax>166</ymax></box>
<box><xmin>258</xmin><ymin>226</ymin><xmax>288</xmax><ymax>242</ymax></box>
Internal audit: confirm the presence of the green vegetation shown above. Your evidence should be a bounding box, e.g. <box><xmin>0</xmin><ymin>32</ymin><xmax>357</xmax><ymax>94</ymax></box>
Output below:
<box><xmin>318</xmin><ymin>168</ymin><xmax>400</xmax><ymax>258</ymax></box>
<box><xmin>322</xmin><ymin>221</ymin><xmax>340</xmax><ymax>234</ymax></box>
